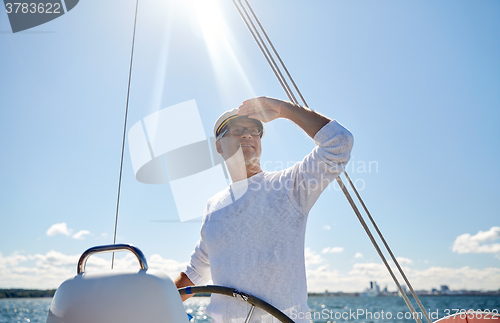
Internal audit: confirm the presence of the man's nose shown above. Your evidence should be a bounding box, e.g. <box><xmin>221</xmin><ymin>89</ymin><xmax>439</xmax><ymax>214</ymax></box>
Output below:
<box><xmin>240</xmin><ymin>128</ymin><xmax>253</xmax><ymax>137</ymax></box>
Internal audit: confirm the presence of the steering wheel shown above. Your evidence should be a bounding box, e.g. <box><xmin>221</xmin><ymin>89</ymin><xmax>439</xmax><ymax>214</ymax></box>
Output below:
<box><xmin>178</xmin><ymin>285</ymin><xmax>294</xmax><ymax>323</ymax></box>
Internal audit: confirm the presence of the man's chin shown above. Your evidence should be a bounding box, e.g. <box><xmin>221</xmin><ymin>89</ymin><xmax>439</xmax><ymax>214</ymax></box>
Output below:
<box><xmin>244</xmin><ymin>155</ymin><xmax>260</xmax><ymax>166</ymax></box>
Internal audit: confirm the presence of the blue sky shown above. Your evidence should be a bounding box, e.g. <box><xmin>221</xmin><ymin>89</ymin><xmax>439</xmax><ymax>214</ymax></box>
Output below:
<box><xmin>0</xmin><ymin>0</ymin><xmax>499</xmax><ymax>292</ymax></box>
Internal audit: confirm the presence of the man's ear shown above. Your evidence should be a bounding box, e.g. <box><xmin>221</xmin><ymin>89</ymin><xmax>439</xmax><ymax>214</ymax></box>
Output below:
<box><xmin>216</xmin><ymin>140</ymin><xmax>223</xmax><ymax>154</ymax></box>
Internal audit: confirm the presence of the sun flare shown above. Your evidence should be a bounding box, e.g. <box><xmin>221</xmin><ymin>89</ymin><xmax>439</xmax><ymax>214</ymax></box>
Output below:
<box><xmin>194</xmin><ymin>0</ymin><xmax>228</xmax><ymax>49</ymax></box>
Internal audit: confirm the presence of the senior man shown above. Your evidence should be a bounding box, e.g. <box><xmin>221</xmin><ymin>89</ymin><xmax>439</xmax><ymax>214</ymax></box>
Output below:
<box><xmin>174</xmin><ymin>97</ymin><xmax>353</xmax><ymax>322</ymax></box>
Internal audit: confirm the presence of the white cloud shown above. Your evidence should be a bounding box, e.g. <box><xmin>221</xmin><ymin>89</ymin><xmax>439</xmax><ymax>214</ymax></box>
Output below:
<box><xmin>302</xmin><ymin>246</ymin><xmax>500</xmax><ymax>292</ymax></box>
<box><xmin>91</xmin><ymin>254</ymin><xmax>188</xmax><ymax>280</ymax></box>
<box><xmin>306</xmin><ymin>261</ymin><xmax>500</xmax><ymax>293</ymax></box>
<box><xmin>409</xmin><ymin>266</ymin><xmax>500</xmax><ymax>291</ymax></box>
<box><xmin>2</xmin><ymin>249</ymin><xmax>500</xmax><ymax>293</ymax></box>
<box><xmin>31</xmin><ymin>250</ymin><xmax>80</xmax><ymax>267</ymax></box>
<box><xmin>0</xmin><ymin>252</ymin><xmax>28</xmax><ymax>268</ymax></box>
<box><xmin>305</xmin><ymin>248</ymin><xmax>324</xmax><ymax>266</ymax></box>
<box><xmin>148</xmin><ymin>254</ymin><xmax>189</xmax><ymax>278</ymax></box>
<box><xmin>0</xmin><ymin>250</ymin><xmax>80</xmax><ymax>289</ymax></box>
<box><xmin>46</xmin><ymin>224</ymin><xmax>92</xmax><ymax>240</ymax></box>
<box><xmin>396</xmin><ymin>257</ymin><xmax>413</xmax><ymax>265</ymax></box>
<box><xmin>46</xmin><ymin>223</ymin><xmax>72</xmax><ymax>237</ymax></box>
<box><xmin>72</xmin><ymin>230</ymin><xmax>90</xmax><ymax>240</ymax></box>
<box><xmin>0</xmin><ymin>251</ymin><xmax>188</xmax><ymax>289</ymax></box>
<box><xmin>348</xmin><ymin>262</ymin><xmax>388</xmax><ymax>278</ymax></box>
<box><xmin>322</xmin><ymin>225</ymin><xmax>331</xmax><ymax>231</ymax></box>
<box><xmin>321</xmin><ymin>247</ymin><xmax>344</xmax><ymax>254</ymax></box>
<box><xmin>452</xmin><ymin>226</ymin><xmax>500</xmax><ymax>255</ymax></box>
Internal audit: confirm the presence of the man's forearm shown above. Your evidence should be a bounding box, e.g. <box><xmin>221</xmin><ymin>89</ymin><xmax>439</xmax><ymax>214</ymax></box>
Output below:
<box><xmin>174</xmin><ymin>272</ymin><xmax>194</xmax><ymax>301</ymax></box>
<box><xmin>280</xmin><ymin>102</ymin><xmax>331</xmax><ymax>139</ymax></box>
<box><xmin>237</xmin><ymin>96</ymin><xmax>331</xmax><ymax>139</ymax></box>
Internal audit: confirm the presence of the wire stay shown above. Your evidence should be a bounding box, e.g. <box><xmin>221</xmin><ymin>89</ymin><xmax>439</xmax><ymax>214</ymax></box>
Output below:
<box><xmin>230</xmin><ymin>1</ymin><xmax>431</xmax><ymax>322</ymax></box>
<box><xmin>112</xmin><ymin>0</ymin><xmax>140</xmax><ymax>269</ymax></box>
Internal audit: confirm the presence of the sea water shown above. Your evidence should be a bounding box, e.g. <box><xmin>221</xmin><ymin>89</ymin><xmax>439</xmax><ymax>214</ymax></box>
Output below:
<box><xmin>0</xmin><ymin>298</ymin><xmax>52</xmax><ymax>323</ymax></box>
<box><xmin>0</xmin><ymin>296</ymin><xmax>498</xmax><ymax>323</ymax></box>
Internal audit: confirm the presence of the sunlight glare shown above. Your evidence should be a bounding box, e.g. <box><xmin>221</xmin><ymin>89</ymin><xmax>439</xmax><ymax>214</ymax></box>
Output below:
<box><xmin>194</xmin><ymin>0</ymin><xmax>227</xmax><ymax>51</ymax></box>
<box><xmin>192</xmin><ymin>0</ymin><xmax>256</xmax><ymax>107</ymax></box>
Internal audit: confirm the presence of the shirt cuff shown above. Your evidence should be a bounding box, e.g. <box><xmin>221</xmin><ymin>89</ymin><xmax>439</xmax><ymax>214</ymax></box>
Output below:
<box><xmin>183</xmin><ymin>265</ymin><xmax>209</xmax><ymax>286</ymax></box>
<box><xmin>313</xmin><ymin>120</ymin><xmax>350</xmax><ymax>145</ymax></box>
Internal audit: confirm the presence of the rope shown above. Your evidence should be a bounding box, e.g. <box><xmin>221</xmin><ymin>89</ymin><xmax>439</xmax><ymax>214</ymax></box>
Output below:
<box><xmin>231</xmin><ymin>0</ymin><xmax>295</xmax><ymax>102</ymax></box>
<box><xmin>111</xmin><ymin>0</ymin><xmax>140</xmax><ymax>269</ymax></box>
<box><xmin>335</xmin><ymin>177</ymin><xmax>423</xmax><ymax>323</ymax></box>
<box><xmin>242</xmin><ymin>0</ymin><xmax>309</xmax><ymax>109</ymax></box>
<box><xmin>343</xmin><ymin>172</ymin><xmax>432</xmax><ymax>323</ymax></box>
<box><xmin>237</xmin><ymin>0</ymin><xmax>298</xmax><ymax>104</ymax></box>
<box><xmin>231</xmin><ymin>2</ymin><xmax>432</xmax><ymax>323</ymax></box>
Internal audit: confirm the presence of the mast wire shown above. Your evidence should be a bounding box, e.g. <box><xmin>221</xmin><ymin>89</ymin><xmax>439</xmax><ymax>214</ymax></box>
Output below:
<box><xmin>242</xmin><ymin>0</ymin><xmax>309</xmax><ymax>109</ymax></box>
<box><xmin>335</xmin><ymin>176</ymin><xmax>422</xmax><ymax>322</ymax></box>
<box><xmin>343</xmin><ymin>172</ymin><xmax>433</xmax><ymax>323</ymax></box>
<box><xmin>112</xmin><ymin>0</ymin><xmax>140</xmax><ymax>269</ymax></box>
<box><xmin>231</xmin><ymin>1</ymin><xmax>431</xmax><ymax>322</ymax></box>
<box><xmin>237</xmin><ymin>0</ymin><xmax>298</xmax><ymax>105</ymax></box>
<box><xmin>231</xmin><ymin>0</ymin><xmax>295</xmax><ymax>103</ymax></box>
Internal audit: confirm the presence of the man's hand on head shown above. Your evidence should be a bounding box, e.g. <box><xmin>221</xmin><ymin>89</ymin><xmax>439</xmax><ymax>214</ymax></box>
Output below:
<box><xmin>237</xmin><ymin>96</ymin><xmax>291</xmax><ymax>123</ymax></box>
<box><xmin>239</xmin><ymin>96</ymin><xmax>331</xmax><ymax>139</ymax></box>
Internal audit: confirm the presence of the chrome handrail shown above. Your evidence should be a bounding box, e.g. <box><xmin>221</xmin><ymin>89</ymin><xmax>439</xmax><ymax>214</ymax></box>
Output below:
<box><xmin>77</xmin><ymin>244</ymin><xmax>148</xmax><ymax>274</ymax></box>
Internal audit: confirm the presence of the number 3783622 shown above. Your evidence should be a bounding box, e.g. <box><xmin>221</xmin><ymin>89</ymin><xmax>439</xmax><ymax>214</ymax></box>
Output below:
<box><xmin>443</xmin><ymin>309</ymin><xmax>499</xmax><ymax>319</ymax></box>
<box><xmin>5</xmin><ymin>3</ymin><xmax>61</xmax><ymax>14</ymax></box>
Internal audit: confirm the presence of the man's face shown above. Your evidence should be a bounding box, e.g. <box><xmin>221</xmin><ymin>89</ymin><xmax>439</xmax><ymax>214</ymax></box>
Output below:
<box><xmin>216</xmin><ymin>118</ymin><xmax>262</xmax><ymax>165</ymax></box>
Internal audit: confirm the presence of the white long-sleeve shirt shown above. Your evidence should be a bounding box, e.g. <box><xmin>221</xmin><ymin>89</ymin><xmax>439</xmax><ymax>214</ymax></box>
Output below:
<box><xmin>184</xmin><ymin>120</ymin><xmax>354</xmax><ymax>323</ymax></box>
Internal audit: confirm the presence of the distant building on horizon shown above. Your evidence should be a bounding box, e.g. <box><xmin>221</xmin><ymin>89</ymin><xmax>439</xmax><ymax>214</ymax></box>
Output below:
<box><xmin>440</xmin><ymin>285</ymin><xmax>451</xmax><ymax>295</ymax></box>
<box><xmin>361</xmin><ymin>281</ymin><xmax>380</xmax><ymax>297</ymax></box>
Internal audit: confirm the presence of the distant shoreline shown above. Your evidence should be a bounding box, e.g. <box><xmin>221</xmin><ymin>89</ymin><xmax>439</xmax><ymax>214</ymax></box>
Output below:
<box><xmin>1</xmin><ymin>289</ymin><xmax>498</xmax><ymax>299</ymax></box>
<box><xmin>308</xmin><ymin>291</ymin><xmax>500</xmax><ymax>297</ymax></box>
<box><xmin>0</xmin><ymin>289</ymin><xmax>56</xmax><ymax>298</ymax></box>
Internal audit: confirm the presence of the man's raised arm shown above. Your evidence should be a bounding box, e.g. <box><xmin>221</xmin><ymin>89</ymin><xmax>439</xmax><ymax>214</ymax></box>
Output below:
<box><xmin>237</xmin><ymin>97</ymin><xmax>331</xmax><ymax>138</ymax></box>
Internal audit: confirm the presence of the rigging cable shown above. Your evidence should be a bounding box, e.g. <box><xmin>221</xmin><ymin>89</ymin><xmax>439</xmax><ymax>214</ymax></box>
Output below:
<box><xmin>242</xmin><ymin>0</ymin><xmax>309</xmax><ymax>109</ymax></box>
<box><xmin>112</xmin><ymin>0</ymin><xmax>140</xmax><ymax>269</ymax></box>
<box><xmin>230</xmin><ymin>1</ymin><xmax>431</xmax><ymax>323</ymax></box>
<box><xmin>343</xmin><ymin>171</ymin><xmax>432</xmax><ymax>323</ymax></box>
<box><xmin>231</xmin><ymin>0</ymin><xmax>296</xmax><ymax>103</ymax></box>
